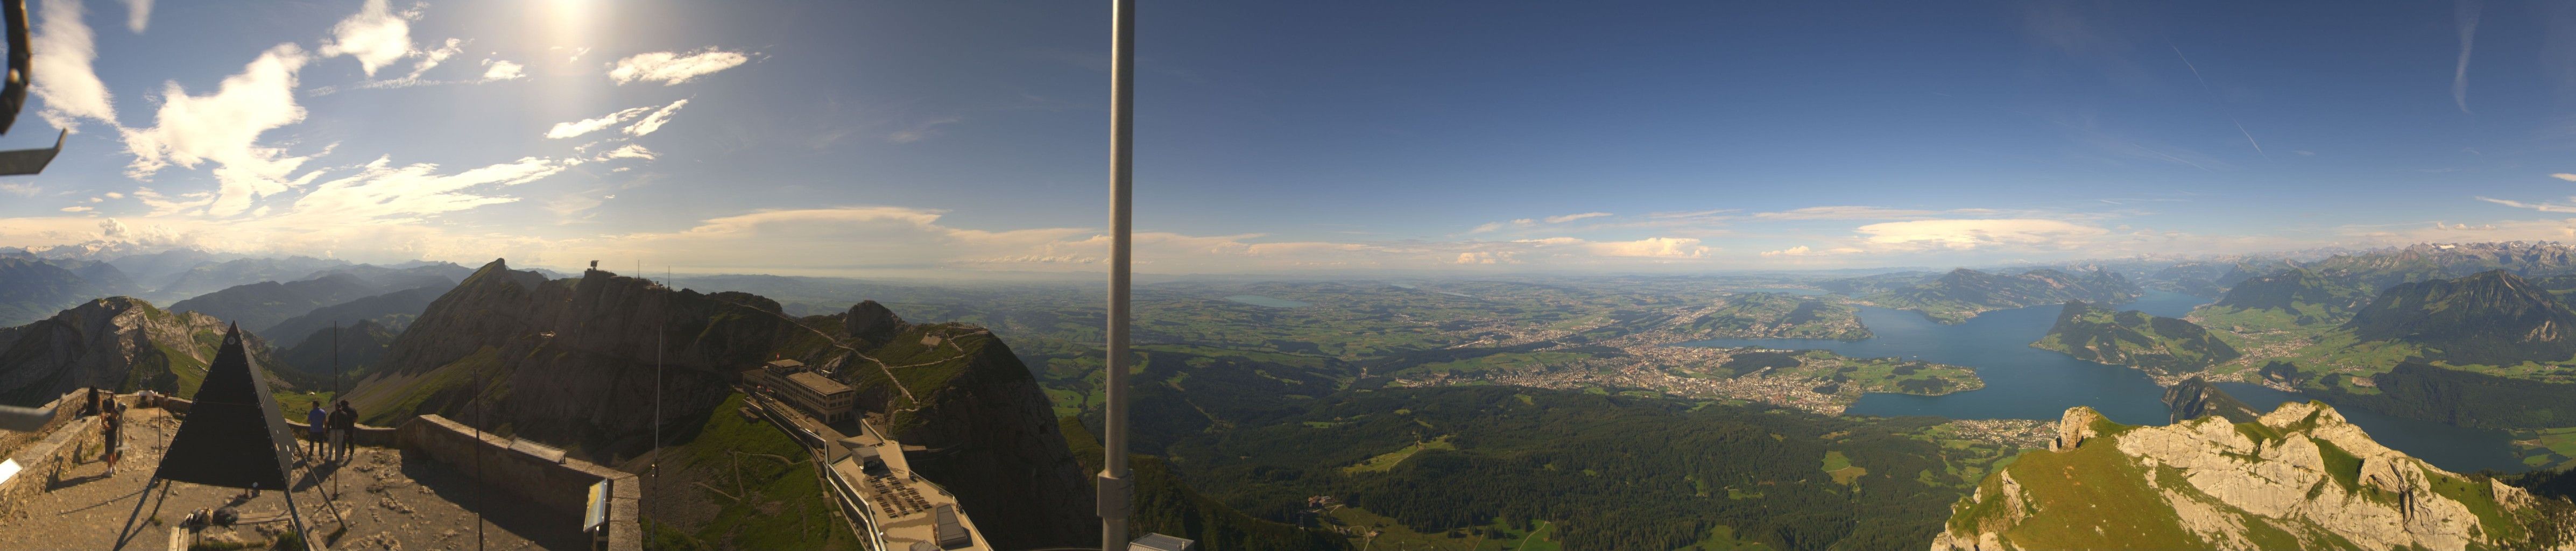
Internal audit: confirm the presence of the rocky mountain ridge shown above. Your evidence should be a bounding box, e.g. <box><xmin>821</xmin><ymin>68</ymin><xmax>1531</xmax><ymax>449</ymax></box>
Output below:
<box><xmin>2344</xmin><ymin>270</ymin><xmax>2576</xmax><ymax>366</ymax></box>
<box><xmin>2163</xmin><ymin>377</ymin><xmax>2260</xmax><ymax>424</ymax></box>
<box><xmin>1934</xmin><ymin>402</ymin><xmax>2576</xmax><ymax>551</ymax></box>
<box><xmin>0</xmin><ymin>296</ymin><xmax>291</xmax><ymax>404</ymax></box>
<box><xmin>347</xmin><ymin>259</ymin><xmax>1095</xmax><ymax>548</ymax></box>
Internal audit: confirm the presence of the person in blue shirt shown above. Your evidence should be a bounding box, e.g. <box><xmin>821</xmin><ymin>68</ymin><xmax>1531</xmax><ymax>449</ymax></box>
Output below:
<box><xmin>305</xmin><ymin>401</ymin><xmax>328</xmax><ymax>462</ymax></box>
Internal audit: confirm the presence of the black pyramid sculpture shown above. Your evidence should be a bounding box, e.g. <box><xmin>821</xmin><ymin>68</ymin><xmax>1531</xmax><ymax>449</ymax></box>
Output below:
<box><xmin>153</xmin><ymin>323</ymin><xmax>297</xmax><ymax>490</ymax></box>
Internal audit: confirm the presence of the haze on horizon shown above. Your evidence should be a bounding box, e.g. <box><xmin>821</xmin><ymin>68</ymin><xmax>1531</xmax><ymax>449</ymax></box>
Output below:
<box><xmin>0</xmin><ymin>0</ymin><xmax>2570</xmax><ymax>277</ymax></box>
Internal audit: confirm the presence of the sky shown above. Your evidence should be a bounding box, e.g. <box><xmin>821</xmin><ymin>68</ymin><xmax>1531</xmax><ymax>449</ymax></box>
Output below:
<box><xmin>1</xmin><ymin>0</ymin><xmax>2574</xmax><ymax>276</ymax></box>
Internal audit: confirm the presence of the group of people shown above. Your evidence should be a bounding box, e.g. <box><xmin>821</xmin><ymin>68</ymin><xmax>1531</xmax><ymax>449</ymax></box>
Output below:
<box><xmin>304</xmin><ymin>400</ymin><xmax>359</xmax><ymax>462</ymax></box>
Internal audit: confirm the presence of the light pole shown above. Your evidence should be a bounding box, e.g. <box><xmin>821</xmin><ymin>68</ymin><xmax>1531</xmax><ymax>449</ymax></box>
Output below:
<box><xmin>1098</xmin><ymin>0</ymin><xmax>1137</xmax><ymax>549</ymax></box>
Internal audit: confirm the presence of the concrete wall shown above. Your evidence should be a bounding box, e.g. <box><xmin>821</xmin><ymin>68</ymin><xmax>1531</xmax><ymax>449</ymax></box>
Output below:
<box><xmin>394</xmin><ymin>414</ymin><xmax>640</xmax><ymax>550</ymax></box>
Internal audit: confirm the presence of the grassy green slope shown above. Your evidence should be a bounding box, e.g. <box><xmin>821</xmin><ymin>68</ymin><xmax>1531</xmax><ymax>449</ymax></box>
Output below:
<box><xmin>641</xmin><ymin>393</ymin><xmax>860</xmax><ymax>551</ymax></box>
<box><xmin>2034</xmin><ymin>302</ymin><xmax>2240</xmax><ymax>375</ymax></box>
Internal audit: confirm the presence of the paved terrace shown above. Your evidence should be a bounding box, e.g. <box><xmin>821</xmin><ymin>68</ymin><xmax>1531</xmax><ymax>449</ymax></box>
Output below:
<box><xmin>0</xmin><ymin>405</ymin><xmax>590</xmax><ymax>550</ymax></box>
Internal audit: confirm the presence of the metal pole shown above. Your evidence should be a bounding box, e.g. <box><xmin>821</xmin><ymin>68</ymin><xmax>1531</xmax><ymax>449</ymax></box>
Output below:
<box><xmin>331</xmin><ymin>321</ymin><xmax>339</xmax><ymax>499</ymax></box>
<box><xmin>1098</xmin><ymin>0</ymin><xmax>1136</xmax><ymax>548</ymax></box>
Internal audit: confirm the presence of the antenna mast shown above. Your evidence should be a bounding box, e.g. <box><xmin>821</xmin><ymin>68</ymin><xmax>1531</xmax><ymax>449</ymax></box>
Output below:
<box><xmin>1099</xmin><ymin>0</ymin><xmax>1137</xmax><ymax>548</ymax></box>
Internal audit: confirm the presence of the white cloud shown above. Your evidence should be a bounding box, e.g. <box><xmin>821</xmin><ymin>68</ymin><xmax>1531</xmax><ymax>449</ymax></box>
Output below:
<box><xmin>2553</xmin><ymin>173</ymin><xmax>2576</xmax><ymax>182</ymax></box>
<box><xmin>607</xmin><ymin>48</ymin><xmax>749</xmax><ymax>85</ymax></box>
<box><xmin>1543</xmin><ymin>211</ymin><xmax>1612</xmax><ymax>224</ymax></box>
<box><xmin>317</xmin><ymin>0</ymin><xmax>419</xmax><ymax>77</ymax></box>
<box><xmin>595</xmin><ymin>144</ymin><xmax>653</xmax><ymax>161</ymax></box>
<box><xmin>118</xmin><ymin>44</ymin><xmax>317</xmax><ymax>217</ymax></box>
<box><xmin>102</xmin><ymin>192</ymin><xmax>123</xmax><ymax>199</ymax></box>
<box><xmin>623</xmin><ymin>99</ymin><xmax>686</xmax><ymax>136</ymax></box>
<box><xmin>1761</xmin><ymin>245</ymin><xmax>1813</xmax><ymax>257</ymax></box>
<box><xmin>887</xmin><ymin>117</ymin><xmax>959</xmax><ymax>144</ymax></box>
<box><xmin>1754</xmin><ymin>206</ymin><xmax>1957</xmax><ymax>220</ymax></box>
<box><xmin>289</xmin><ymin>155</ymin><xmax>567</xmax><ymax>222</ymax></box>
<box><xmin>404</xmin><ymin>38</ymin><xmax>463</xmax><ymax>80</ymax></box>
<box><xmin>545</xmin><ymin>191</ymin><xmax>613</xmax><ymax>217</ymax></box>
<box><xmin>0</xmin><ymin>182</ymin><xmax>34</xmax><ymax>197</ymax></box>
<box><xmin>544</xmin><ymin>99</ymin><xmax>686</xmax><ymax>140</ymax></box>
<box><xmin>1583</xmin><ymin>237</ymin><xmax>1710</xmax><ymax>258</ymax></box>
<box><xmin>2478</xmin><ymin>196</ymin><xmax>2576</xmax><ymax>213</ymax></box>
<box><xmin>1853</xmin><ymin>218</ymin><xmax>2109</xmax><ymax>251</ymax></box>
<box><xmin>118</xmin><ymin>0</ymin><xmax>149</xmax><ymax>33</ymax></box>
<box><xmin>481</xmin><ymin>59</ymin><xmax>526</xmax><ymax>81</ymax></box>
<box><xmin>130</xmin><ymin>187</ymin><xmax>211</xmax><ymax>216</ymax></box>
<box><xmin>59</xmin><ymin>206</ymin><xmax>91</xmax><ymax>213</ymax></box>
<box><xmin>32</xmin><ymin>0</ymin><xmax>117</xmax><ymax>129</ymax></box>
<box><xmin>545</xmin><ymin>105</ymin><xmax>653</xmax><ymax>139</ymax></box>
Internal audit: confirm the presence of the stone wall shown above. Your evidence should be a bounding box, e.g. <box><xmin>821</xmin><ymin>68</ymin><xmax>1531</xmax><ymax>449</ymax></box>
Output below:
<box><xmin>0</xmin><ymin>415</ymin><xmax>100</xmax><ymax>522</ymax></box>
<box><xmin>0</xmin><ymin>390</ymin><xmax>94</xmax><ymax>457</ymax></box>
<box><xmin>394</xmin><ymin>414</ymin><xmax>640</xmax><ymax>550</ymax></box>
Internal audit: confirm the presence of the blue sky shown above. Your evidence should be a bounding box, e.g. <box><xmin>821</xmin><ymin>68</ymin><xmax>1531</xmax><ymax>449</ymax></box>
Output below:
<box><xmin>0</xmin><ymin>0</ymin><xmax>2572</xmax><ymax>275</ymax></box>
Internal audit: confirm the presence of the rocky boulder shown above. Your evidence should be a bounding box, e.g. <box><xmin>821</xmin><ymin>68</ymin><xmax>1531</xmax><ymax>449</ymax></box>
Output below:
<box><xmin>844</xmin><ymin>300</ymin><xmax>909</xmax><ymax>345</ymax></box>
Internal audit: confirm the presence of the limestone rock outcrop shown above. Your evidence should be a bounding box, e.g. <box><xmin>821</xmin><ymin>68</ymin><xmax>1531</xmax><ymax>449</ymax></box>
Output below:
<box><xmin>1937</xmin><ymin>402</ymin><xmax>2576</xmax><ymax>551</ymax></box>
<box><xmin>844</xmin><ymin>299</ymin><xmax>909</xmax><ymax>345</ymax></box>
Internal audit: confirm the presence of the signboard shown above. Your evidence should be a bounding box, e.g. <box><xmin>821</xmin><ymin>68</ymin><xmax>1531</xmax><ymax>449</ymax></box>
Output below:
<box><xmin>583</xmin><ymin>479</ymin><xmax>611</xmax><ymax>533</ymax></box>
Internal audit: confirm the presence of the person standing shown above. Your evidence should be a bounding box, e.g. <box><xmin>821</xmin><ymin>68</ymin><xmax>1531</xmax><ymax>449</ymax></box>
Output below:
<box><xmin>328</xmin><ymin>400</ymin><xmax>355</xmax><ymax>461</ymax></box>
<box><xmin>304</xmin><ymin>401</ymin><xmax>328</xmax><ymax>462</ymax></box>
<box><xmin>100</xmin><ymin>404</ymin><xmax>120</xmax><ymax>476</ymax></box>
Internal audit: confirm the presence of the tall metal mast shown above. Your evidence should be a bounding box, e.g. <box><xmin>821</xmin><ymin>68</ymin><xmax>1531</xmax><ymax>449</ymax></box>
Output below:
<box><xmin>1099</xmin><ymin>0</ymin><xmax>1137</xmax><ymax>548</ymax></box>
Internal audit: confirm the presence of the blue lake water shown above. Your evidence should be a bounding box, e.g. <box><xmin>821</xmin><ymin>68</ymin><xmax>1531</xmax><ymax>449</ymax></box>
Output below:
<box><xmin>1676</xmin><ymin>290</ymin><xmax>2529</xmax><ymax>473</ymax></box>
<box><xmin>1224</xmin><ymin>295</ymin><xmax>1312</xmax><ymax>308</ymax></box>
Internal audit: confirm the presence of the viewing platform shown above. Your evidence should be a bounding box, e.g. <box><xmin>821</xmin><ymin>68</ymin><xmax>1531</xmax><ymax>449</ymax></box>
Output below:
<box><xmin>0</xmin><ymin>390</ymin><xmax>640</xmax><ymax>550</ymax></box>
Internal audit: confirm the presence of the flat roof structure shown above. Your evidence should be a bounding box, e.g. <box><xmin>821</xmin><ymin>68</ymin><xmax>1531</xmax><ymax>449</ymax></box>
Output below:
<box><xmin>822</xmin><ymin>420</ymin><xmax>990</xmax><ymax>550</ymax></box>
<box><xmin>787</xmin><ymin>371</ymin><xmax>853</xmax><ymax>396</ymax></box>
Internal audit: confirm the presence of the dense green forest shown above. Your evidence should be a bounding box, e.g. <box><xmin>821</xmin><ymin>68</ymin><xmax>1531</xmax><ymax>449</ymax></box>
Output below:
<box><xmin>1145</xmin><ymin>386</ymin><xmax>2017</xmax><ymax>551</ymax></box>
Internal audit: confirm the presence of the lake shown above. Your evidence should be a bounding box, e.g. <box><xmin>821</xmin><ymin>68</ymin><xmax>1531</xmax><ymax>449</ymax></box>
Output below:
<box><xmin>1676</xmin><ymin>290</ymin><xmax>2528</xmax><ymax>473</ymax></box>
<box><xmin>1224</xmin><ymin>295</ymin><xmax>1312</xmax><ymax>308</ymax></box>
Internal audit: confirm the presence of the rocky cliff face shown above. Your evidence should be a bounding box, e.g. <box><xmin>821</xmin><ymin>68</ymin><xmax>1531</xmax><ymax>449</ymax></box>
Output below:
<box><xmin>1936</xmin><ymin>402</ymin><xmax>2576</xmax><ymax>551</ymax></box>
<box><xmin>353</xmin><ymin>259</ymin><xmax>1096</xmax><ymax>548</ymax></box>
<box><xmin>277</xmin><ymin>320</ymin><xmax>393</xmax><ymax>378</ymax></box>
<box><xmin>2032</xmin><ymin>301</ymin><xmax>2240</xmax><ymax>376</ymax></box>
<box><xmin>2163</xmin><ymin>377</ymin><xmax>2261</xmax><ymax>424</ymax></box>
<box><xmin>0</xmin><ymin>296</ymin><xmax>287</xmax><ymax>404</ymax></box>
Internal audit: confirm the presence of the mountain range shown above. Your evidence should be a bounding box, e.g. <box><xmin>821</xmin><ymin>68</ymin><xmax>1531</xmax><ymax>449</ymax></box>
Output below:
<box><xmin>1860</xmin><ymin>268</ymin><xmax>2143</xmax><ymax>323</ymax></box>
<box><xmin>0</xmin><ymin>296</ymin><xmax>301</xmax><ymax>405</ymax></box>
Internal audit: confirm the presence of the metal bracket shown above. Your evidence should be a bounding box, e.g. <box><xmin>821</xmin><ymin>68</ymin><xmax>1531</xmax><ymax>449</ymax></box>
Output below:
<box><xmin>1096</xmin><ymin>469</ymin><xmax>1132</xmax><ymax>520</ymax></box>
